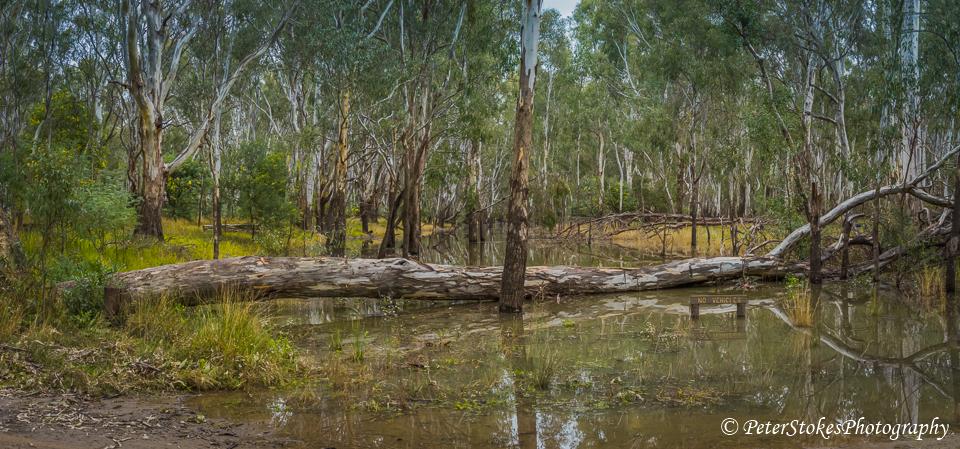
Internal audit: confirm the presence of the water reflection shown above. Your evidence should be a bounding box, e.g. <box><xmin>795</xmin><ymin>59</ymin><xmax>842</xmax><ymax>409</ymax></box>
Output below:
<box><xmin>190</xmin><ymin>284</ymin><xmax>960</xmax><ymax>447</ymax></box>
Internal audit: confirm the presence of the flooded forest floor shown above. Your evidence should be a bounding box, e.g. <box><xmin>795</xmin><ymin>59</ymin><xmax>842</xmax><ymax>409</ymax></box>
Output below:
<box><xmin>3</xmin><ymin>219</ymin><xmax>960</xmax><ymax>447</ymax></box>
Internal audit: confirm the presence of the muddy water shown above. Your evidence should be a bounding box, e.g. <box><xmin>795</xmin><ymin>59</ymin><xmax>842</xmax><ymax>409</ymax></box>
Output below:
<box><xmin>190</xmin><ymin>237</ymin><xmax>960</xmax><ymax>448</ymax></box>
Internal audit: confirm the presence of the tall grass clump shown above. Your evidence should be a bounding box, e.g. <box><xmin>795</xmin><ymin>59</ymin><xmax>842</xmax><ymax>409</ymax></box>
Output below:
<box><xmin>0</xmin><ymin>294</ymin><xmax>25</xmax><ymax>341</ymax></box>
<box><xmin>525</xmin><ymin>338</ymin><xmax>561</xmax><ymax>390</ymax></box>
<box><xmin>125</xmin><ymin>289</ymin><xmax>303</xmax><ymax>390</ymax></box>
<box><xmin>781</xmin><ymin>275</ymin><xmax>814</xmax><ymax>327</ymax></box>
<box><xmin>916</xmin><ymin>264</ymin><xmax>945</xmax><ymax>298</ymax></box>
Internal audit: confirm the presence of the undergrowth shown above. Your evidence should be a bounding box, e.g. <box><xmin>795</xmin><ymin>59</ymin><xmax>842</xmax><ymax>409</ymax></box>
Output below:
<box><xmin>0</xmin><ymin>288</ymin><xmax>308</xmax><ymax>395</ymax></box>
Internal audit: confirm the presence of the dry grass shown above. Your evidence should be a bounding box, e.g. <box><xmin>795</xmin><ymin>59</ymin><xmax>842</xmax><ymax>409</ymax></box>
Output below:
<box><xmin>0</xmin><ymin>292</ymin><xmax>25</xmax><ymax>342</ymax></box>
<box><xmin>0</xmin><ymin>288</ymin><xmax>307</xmax><ymax>395</ymax></box>
<box><xmin>609</xmin><ymin>225</ymin><xmax>747</xmax><ymax>257</ymax></box>
<box><xmin>916</xmin><ymin>264</ymin><xmax>945</xmax><ymax>297</ymax></box>
<box><xmin>780</xmin><ymin>278</ymin><xmax>815</xmax><ymax>328</ymax></box>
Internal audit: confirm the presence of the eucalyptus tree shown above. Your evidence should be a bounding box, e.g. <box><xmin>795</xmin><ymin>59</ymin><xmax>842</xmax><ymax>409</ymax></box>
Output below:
<box><xmin>0</xmin><ymin>0</ymin><xmax>50</xmax><ymax>217</ymax></box>
<box><xmin>178</xmin><ymin>0</ymin><xmax>277</xmax><ymax>258</ymax></box>
<box><xmin>114</xmin><ymin>0</ymin><xmax>299</xmax><ymax>242</ymax></box>
<box><xmin>500</xmin><ymin>0</ymin><xmax>543</xmax><ymax>314</ymax></box>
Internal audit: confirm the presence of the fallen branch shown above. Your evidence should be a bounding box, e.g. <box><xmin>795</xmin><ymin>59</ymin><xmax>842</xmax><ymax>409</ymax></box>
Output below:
<box><xmin>201</xmin><ymin>224</ymin><xmax>253</xmax><ymax>233</ymax></box>
<box><xmin>769</xmin><ymin>143</ymin><xmax>960</xmax><ymax>257</ymax></box>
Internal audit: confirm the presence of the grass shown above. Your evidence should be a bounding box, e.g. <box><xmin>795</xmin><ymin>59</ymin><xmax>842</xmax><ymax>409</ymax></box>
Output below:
<box><xmin>0</xmin><ymin>212</ymin><xmax>463</xmax><ymax>398</ymax></box>
<box><xmin>0</xmin><ymin>283</ymin><xmax>308</xmax><ymax>395</ymax></box>
<box><xmin>609</xmin><ymin>224</ymin><xmax>757</xmax><ymax>257</ymax></box>
<box><xmin>780</xmin><ymin>276</ymin><xmax>815</xmax><ymax>327</ymax></box>
<box><xmin>525</xmin><ymin>343</ymin><xmax>561</xmax><ymax>390</ymax></box>
<box><xmin>916</xmin><ymin>264</ymin><xmax>945</xmax><ymax>298</ymax></box>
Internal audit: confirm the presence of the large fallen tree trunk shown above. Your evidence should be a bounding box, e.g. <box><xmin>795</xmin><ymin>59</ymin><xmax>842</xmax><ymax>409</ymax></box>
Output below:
<box><xmin>76</xmin><ymin>234</ymin><xmax>920</xmax><ymax>315</ymax></box>
<box><xmin>58</xmin><ymin>255</ymin><xmax>813</xmax><ymax>315</ymax></box>
<box><xmin>53</xmin><ymin>143</ymin><xmax>960</xmax><ymax>316</ymax></box>
<box><xmin>202</xmin><ymin>224</ymin><xmax>253</xmax><ymax>233</ymax></box>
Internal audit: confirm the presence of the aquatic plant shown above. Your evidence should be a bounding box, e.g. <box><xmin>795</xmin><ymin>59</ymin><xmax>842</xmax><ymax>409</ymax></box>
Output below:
<box><xmin>781</xmin><ymin>276</ymin><xmax>814</xmax><ymax>327</ymax></box>
<box><xmin>525</xmin><ymin>341</ymin><xmax>561</xmax><ymax>390</ymax></box>
<box><xmin>329</xmin><ymin>326</ymin><xmax>344</xmax><ymax>352</ymax></box>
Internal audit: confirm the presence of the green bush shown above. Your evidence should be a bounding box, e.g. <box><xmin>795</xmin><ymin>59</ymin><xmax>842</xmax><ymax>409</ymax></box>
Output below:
<box><xmin>164</xmin><ymin>158</ymin><xmax>207</xmax><ymax>222</ymax></box>
<box><xmin>229</xmin><ymin>142</ymin><xmax>297</xmax><ymax>232</ymax></box>
<box><xmin>73</xmin><ymin>171</ymin><xmax>136</xmax><ymax>255</ymax></box>
<box><xmin>50</xmin><ymin>256</ymin><xmax>123</xmax><ymax>326</ymax></box>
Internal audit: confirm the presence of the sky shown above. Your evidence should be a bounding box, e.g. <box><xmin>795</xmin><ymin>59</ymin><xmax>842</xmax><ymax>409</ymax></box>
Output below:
<box><xmin>549</xmin><ymin>0</ymin><xmax>580</xmax><ymax>19</ymax></box>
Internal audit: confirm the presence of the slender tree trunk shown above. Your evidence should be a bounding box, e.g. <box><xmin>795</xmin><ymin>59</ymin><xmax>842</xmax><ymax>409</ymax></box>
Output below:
<box><xmin>840</xmin><ymin>214</ymin><xmax>852</xmax><ymax>280</ymax></box>
<box><xmin>809</xmin><ymin>182</ymin><xmax>823</xmax><ymax>284</ymax></box>
<box><xmin>947</xmin><ymin>163</ymin><xmax>960</xmax><ymax>293</ymax></box>
<box><xmin>467</xmin><ymin>139</ymin><xmax>481</xmax><ymax>243</ymax></box>
<box><xmin>402</xmin><ymin>129</ymin><xmax>431</xmax><ymax>258</ymax></box>
<box><xmin>690</xmin><ymin>170</ymin><xmax>699</xmax><ymax>252</ymax></box>
<box><xmin>873</xmin><ymin>185</ymin><xmax>881</xmax><ymax>282</ymax></box>
<box><xmin>299</xmin><ymin>156</ymin><xmax>315</xmax><ymax>231</ymax></box>
<box><xmin>500</xmin><ymin>0</ymin><xmax>542</xmax><ymax>314</ymax></box>
<box><xmin>378</xmin><ymin>186</ymin><xmax>404</xmax><ymax>259</ymax></box>
<box><xmin>330</xmin><ymin>90</ymin><xmax>349</xmax><ymax>257</ymax></box>
<box><xmin>402</xmin><ymin>141</ymin><xmax>419</xmax><ymax>257</ymax></box>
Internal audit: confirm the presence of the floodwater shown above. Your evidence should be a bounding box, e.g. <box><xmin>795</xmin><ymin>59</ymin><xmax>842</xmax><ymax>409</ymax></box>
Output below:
<box><xmin>188</xmin><ymin>234</ymin><xmax>960</xmax><ymax>448</ymax></box>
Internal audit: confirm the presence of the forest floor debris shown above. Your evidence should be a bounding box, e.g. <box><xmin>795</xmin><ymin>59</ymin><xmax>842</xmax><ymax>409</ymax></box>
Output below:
<box><xmin>0</xmin><ymin>390</ymin><xmax>295</xmax><ymax>448</ymax></box>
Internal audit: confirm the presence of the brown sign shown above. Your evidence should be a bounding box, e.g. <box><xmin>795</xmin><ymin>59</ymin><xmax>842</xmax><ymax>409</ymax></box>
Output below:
<box><xmin>689</xmin><ymin>295</ymin><xmax>748</xmax><ymax>305</ymax></box>
<box><xmin>692</xmin><ymin>331</ymin><xmax>747</xmax><ymax>341</ymax></box>
<box><xmin>689</xmin><ymin>295</ymin><xmax>748</xmax><ymax>319</ymax></box>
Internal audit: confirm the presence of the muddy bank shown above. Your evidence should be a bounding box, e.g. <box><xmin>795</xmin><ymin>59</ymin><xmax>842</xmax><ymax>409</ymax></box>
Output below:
<box><xmin>0</xmin><ymin>390</ymin><xmax>296</xmax><ymax>448</ymax></box>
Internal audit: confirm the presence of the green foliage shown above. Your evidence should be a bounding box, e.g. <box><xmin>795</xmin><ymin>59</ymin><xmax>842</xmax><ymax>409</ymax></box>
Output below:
<box><xmin>73</xmin><ymin>171</ymin><xmax>137</xmax><ymax>255</ymax></box>
<box><xmin>24</xmin><ymin>143</ymin><xmax>83</xmax><ymax>253</ymax></box>
<box><xmin>164</xmin><ymin>158</ymin><xmax>207</xmax><ymax>222</ymax></box>
<box><xmin>50</xmin><ymin>256</ymin><xmax>122</xmax><ymax>326</ymax></box>
<box><xmin>230</xmin><ymin>142</ymin><xmax>297</xmax><ymax>232</ymax></box>
<box><xmin>25</xmin><ymin>91</ymin><xmax>103</xmax><ymax>160</ymax></box>
<box><xmin>604</xmin><ymin>182</ymin><xmax>635</xmax><ymax>213</ymax></box>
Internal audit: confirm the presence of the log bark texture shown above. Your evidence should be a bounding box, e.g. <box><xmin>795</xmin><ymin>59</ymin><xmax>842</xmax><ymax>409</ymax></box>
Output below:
<box><xmin>202</xmin><ymin>224</ymin><xmax>253</xmax><ymax>233</ymax></box>
<box><xmin>59</xmin><ymin>255</ymin><xmax>815</xmax><ymax>311</ymax></box>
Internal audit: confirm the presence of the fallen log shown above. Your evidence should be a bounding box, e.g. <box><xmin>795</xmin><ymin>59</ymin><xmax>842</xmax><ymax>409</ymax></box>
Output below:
<box><xmin>769</xmin><ymin>143</ymin><xmax>960</xmax><ymax>257</ymax></box>
<box><xmin>202</xmin><ymin>224</ymin><xmax>254</xmax><ymax>233</ymax></box>
<box><xmin>55</xmin><ymin>255</ymin><xmax>815</xmax><ymax>316</ymax></box>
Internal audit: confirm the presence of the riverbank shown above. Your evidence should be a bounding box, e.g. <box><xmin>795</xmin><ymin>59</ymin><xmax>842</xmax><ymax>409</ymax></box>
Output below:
<box><xmin>0</xmin><ymin>390</ymin><xmax>295</xmax><ymax>448</ymax></box>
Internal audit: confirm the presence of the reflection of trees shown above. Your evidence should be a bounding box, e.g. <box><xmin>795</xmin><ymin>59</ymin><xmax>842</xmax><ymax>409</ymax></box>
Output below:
<box><xmin>947</xmin><ymin>308</ymin><xmax>960</xmax><ymax>425</ymax></box>
<box><xmin>499</xmin><ymin>315</ymin><xmax>538</xmax><ymax>448</ymax></box>
<box><xmin>769</xmin><ymin>289</ymin><xmax>953</xmax><ymax>422</ymax></box>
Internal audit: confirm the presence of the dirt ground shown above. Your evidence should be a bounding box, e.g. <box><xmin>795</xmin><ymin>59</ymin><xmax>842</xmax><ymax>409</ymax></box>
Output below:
<box><xmin>0</xmin><ymin>389</ymin><xmax>298</xmax><ymax>449</ymax></box>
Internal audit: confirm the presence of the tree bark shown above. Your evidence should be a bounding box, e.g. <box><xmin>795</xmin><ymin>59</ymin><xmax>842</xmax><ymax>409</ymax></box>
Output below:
<box><xmin>948</xmin><ymin>163</ymin><xmax>960</xmax><ymax>293</ymax></box>
<box><xmin>838</xmin><ymin>213</ymin><xmax>865</xmax><ymax>280</ymax></box>
<box><xmin>73</xmin><ymin>255</ymin><xmax>820</xmax><ymax>314</ymax></box>
<box><xmin>873</xmin><ymin>185</ymin><xmax>881</xmax><ymax>282</ymax></box>
<box><xmin>402</xmin><ymin>131</ymin><xmax>430</xmax><ymax>258</ymax></box>
<box><xmin>690</xmin><ymin>168</ymin><xmax>699</xmax><ymax>252</ymax></box>
<box><xmin>500</xmin><ymin>0</ymin><xmax>542</xmax><ymax>314</ymax></box>
<box><xmin>467</xmin><ymin>139</ymin><xmax>481</xmax><ymax>243</ymax></box>
<box><xmin>808</xmin><ymin>182</ymin><xmax>822</xmax><ymax>284</ymax></box>
<box><xmin>377</xmin><ymin>186</ymin><xmax>404</xmax><ymax>259</ymax></box>
<box><xmin>330</xmin><ymin>90</ymin><xmax>349</xmax><ymax>257</ymax></box>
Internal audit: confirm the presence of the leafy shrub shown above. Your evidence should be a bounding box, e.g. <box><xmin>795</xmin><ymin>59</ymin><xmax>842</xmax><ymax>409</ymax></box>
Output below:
<box><xmin>164</xmin><ymin>158</ymin><xmax>207</xmax><ymax>222</ymax></box>
<box><xmin>73</xmin><ymin>171</ymin><xmax>136</xmax><ymax>255</ymax></box>
<box><xmin>50</xmin><ymin>256</ymin><xmax>123</xmax><ymax>325</ymax></box>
